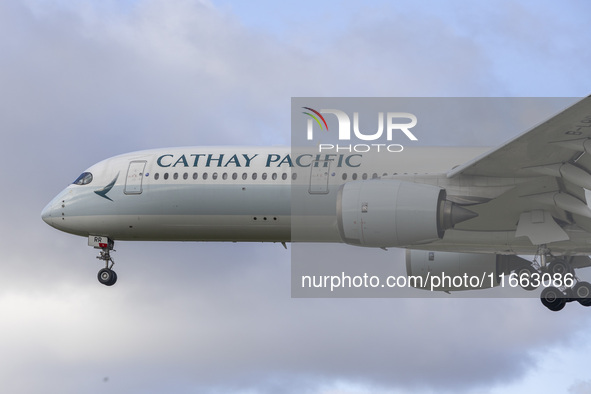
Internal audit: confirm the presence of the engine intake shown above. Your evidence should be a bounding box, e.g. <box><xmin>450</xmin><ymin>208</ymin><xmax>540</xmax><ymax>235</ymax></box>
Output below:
<box><xmin>336</xmin><ymin>180</ymin><xmax>476</xmax><ymax>247</ymax></box>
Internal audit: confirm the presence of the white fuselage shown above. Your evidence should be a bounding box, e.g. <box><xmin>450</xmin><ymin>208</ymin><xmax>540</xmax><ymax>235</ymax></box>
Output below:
<box><xmin>41</xmin><ymin>146</ymin><xmax>591</xmax><ymax>255</ymax></box>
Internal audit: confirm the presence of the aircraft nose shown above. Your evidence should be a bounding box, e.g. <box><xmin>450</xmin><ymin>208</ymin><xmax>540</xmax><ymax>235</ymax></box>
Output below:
<box><xmin>41</xmin><ymin>202</ymin><xmax>54</xmax><ymax>226</ymax></box>
<box><xmin>41</xmin><ymin>188</ymin><xmax>76</xmax><ymax>231</ymax></box>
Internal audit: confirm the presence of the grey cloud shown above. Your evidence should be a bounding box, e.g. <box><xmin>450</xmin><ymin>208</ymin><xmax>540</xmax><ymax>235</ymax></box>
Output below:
<box><xmin>570</xmin><ymin>380</ymin><xmax>591</xmax><ymax>394</ymax></box>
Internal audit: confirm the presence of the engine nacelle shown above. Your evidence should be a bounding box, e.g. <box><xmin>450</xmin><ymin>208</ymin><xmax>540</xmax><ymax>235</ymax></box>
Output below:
<box><xmin>336</xmin><ymin>180</ymin><xmax>476</xmax><ymax>247</ymax></box>
<box><xmin>405</xmin><ymin>250</ymin><xmax>502</xmax><ymax>291</ymax></box>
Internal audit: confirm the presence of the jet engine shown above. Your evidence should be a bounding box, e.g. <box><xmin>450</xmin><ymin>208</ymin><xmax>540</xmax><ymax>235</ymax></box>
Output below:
<box><xmin>336</xmin><ymin>180</ymin><xmax>477</xmax><ymax>248</ymax></box>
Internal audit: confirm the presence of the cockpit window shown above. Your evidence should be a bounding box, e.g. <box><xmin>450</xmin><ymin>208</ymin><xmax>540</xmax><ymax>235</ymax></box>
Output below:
<box><xmin>73</xmin><ymin>172</ymin><xmax>93</xmax><ymax>185</ymax></box>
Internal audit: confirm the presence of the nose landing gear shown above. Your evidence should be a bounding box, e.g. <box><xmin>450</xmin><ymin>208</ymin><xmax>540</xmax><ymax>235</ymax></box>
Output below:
<box><xmin>89</xmin><ymin>235</ymin><xmax>117</xmax><ymax>286</ymax></box>
<box><xmin>97</xmin><ymin>250</ymin><xmax>117</xmax><ymax>286</ymax></box>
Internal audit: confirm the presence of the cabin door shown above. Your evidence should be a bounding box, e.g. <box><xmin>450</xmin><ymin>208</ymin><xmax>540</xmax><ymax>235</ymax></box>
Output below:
<box><xmin>309</xmin><ymin>160</ymin><xmax>331</xmax><ymax>194</ymax></box>
<box><xmin>124</xmin><ymin>161</ymin><xmax>146</xmax><ymax>195</ymax></box>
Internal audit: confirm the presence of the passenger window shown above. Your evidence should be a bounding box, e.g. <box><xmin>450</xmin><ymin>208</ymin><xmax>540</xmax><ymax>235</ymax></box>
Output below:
<box><xmin>362</xmin><ymin>173</ymin><xmax>368</xmax><ymax>180</ymax></box>
<box><xmin>252</xmin><ymin>173</ymin><xmax>257</xmax><ymax>180</ymax></box>
<box><xmin>173</xmin><ymin>173</ymin><xmax>178</xmax><ymax>180</ymax></box>
<box><xmin>292</xmin><ymin>173</ymin><xmax>297</xmax><ymax>180</ymax></box>
<box><xmin>73</xmin><ymin>172</ymin><xmax>93</xmax><ymax>185</ymax></box>
<box><xmin>282</xmin><ymin>173</ymin><xmax>287</xmax><ymax>180</ymax></box>
<box><xmin>222</xmin><ymin>173</ymin><xmax>228</xmax><ymax>180</ymax></box>
<box><xmin>272</xmin><ymin>173</ymin><xmax>277</xmax><ymax>180</ymax></box>
<box><xmin>203</xmin><ymin>172</ymin><xmax>208</xmax><ymax>180</ymax></box>
<box><xmin>193</xmin><ymin>173</ymin><xmax>198</xmax><ymax>180</ymax></box>
<box><xmin>242</xmin><ymin>173</ymin><xmax>247</xmax><ymax>180</ymax></box>
<box><xmin>183</xmin><ymin>173</ymin><xmax>188</xmax><ymax>180</ymax></box>
<box><xmin>342</xmin><ymin>173</ymin><xmax>347</xmax><ymax>180</ymax></box>
<box><xmin>262</xmin><ymin>173</ymin><xmax>267</xmax><ymax>180</ymax></box>
<box><xmin>372</xmin><ymin>173</ymin><xmax>378</xmax><ymax>179</ymax></box>
<box><xmin>212</xmin><ymin>172</ymin><xmax>218</xmax><ymax>180</ymax></box>
<box><xmin>352</xmin><ymin>173</ymin><xmax>357</xmax><ymax>180</ymax></box>
<box><xmin>232</xmin><ymin>173</ymin><xmax>238</xmax><ymax>180</ymax></box>
<box><xmin>154</xmin><ymin>173</ymin><xmax>160</xmax><ymax>180</ymax></box>
<box><xmin>164</xmin><ymin>173</ymin><xmax>169</xmax><ymax>180</ymax></box>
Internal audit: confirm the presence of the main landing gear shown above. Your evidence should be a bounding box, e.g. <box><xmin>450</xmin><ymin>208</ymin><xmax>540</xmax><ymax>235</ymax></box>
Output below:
<box><xmin>539</xmin><ymin>279</ymin><xmax>591</xmax><ymax>311</ymax></box>
<box><xmin>90</xmin><ymin>236</ymin><xmax>118</xmax><ymax>286</ymax></box>
<box><xmin>526</xmin><ymin>249</ymin><xmax>591</xmax><ymax>311</ymax></box>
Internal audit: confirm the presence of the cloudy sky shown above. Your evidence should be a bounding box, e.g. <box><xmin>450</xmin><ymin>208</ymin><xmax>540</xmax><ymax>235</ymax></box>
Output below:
<box><xmin>3</xmin><ymin>0</ymin><xmax>591</xmax><ymax>393</ymax></box>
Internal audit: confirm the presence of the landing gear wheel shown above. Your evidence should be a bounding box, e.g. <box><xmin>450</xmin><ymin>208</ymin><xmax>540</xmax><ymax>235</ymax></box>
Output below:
<box><xmin>547</xmin><ymin>260</ymin><xmax>572</xmax><ymax>277</ymax></box>
<box><xmin>516</xmin><ymin>266</ymin><xmax>538</xmax><ymax>291</ymax></box>
<box><xmin>93</xmin><ymin>237</ymin><xmax>117</xmax><ymax>287</ymax></box>
<box><xmin>98</xmin><ymin>268</ymin><xmax>117</xmax><ymax>286</ymax></box>
<box><xmin>572</xmin><ymin>281</ymin><xmax>591</xmax><ymax>306</ymax></box>
<box><xmin>540</xmin><ymin>286</ymin><xmax>566</xmax><ymax>312</ymax></box>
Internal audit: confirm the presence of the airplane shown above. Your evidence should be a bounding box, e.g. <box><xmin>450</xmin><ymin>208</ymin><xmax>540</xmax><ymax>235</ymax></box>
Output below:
<box><xmin>42</xmin><ymin>96</ymin><xmax>591</xmax><ymax>311</ymax></box>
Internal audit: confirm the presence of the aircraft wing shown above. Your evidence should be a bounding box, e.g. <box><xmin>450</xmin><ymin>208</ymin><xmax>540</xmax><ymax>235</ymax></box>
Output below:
<box><xmin>443</xmin><ymin>96</ymin><xmax>591</xmax><ymax>247</ymax></box>
<box><xmin>447</xmin><ymin>96</ymin><xmax>591</xmax><ymax>178</ymax></box>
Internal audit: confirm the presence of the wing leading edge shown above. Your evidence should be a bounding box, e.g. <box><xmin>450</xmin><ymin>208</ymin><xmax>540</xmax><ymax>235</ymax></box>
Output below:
<box><xmin>447</xmin><ymin>96</ymin><xmax>591</xmax><ymax>178</ymax></box>
<box><xmin>443</xmin><ymin>96</ymin><xmax>591</xmax><ymax>247</ymax></box>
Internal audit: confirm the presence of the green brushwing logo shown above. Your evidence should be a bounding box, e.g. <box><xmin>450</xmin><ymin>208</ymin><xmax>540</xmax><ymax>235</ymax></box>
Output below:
<box><xmin>94</xmin><ymin>173</ymin><xmax>119</xmax><ymax>201</ymax></box>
